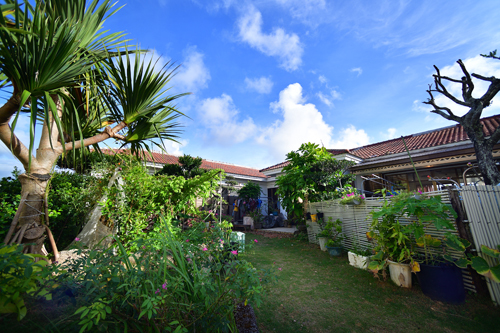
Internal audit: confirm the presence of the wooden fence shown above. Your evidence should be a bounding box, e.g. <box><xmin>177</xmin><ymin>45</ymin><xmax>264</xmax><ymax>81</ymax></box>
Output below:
<box><xmin>306</xmin><ymin>190</ymin><xmax>475</xmax><ymax>292</ymax></box>
<box><xmin>460</xmin><ymin>185</ymin><xmax>500</xmax><ymax>305</ymax></box>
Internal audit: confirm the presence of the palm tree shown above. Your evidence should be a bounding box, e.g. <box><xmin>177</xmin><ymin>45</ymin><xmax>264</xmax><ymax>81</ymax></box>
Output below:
<box><xmin>0</xmin><ymin>0</ymin><xmax>188</xmax><ymax>259</ymax></box>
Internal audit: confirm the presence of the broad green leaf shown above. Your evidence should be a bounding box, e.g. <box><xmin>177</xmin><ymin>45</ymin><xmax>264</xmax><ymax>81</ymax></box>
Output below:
<box><xmin>416</xmin><ymin>235</ymin><xmax>441</xmax><ymax>247</ymax></box>
<box><xmin>471</xmin><ymin>256</ymin><xmax>490</xmax><ymax>275</ymax></box>
<box><xmin>481</xmin><ymin>245</ymin><xmax>500</xmax><ymax>259</ymax></box>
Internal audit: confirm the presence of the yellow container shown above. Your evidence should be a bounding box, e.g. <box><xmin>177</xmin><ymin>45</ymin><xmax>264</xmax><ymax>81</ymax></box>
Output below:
<box><xmin>311</xmin><ymin>214</ymin><xmax>317</xmax><ymax>222</ymax></box>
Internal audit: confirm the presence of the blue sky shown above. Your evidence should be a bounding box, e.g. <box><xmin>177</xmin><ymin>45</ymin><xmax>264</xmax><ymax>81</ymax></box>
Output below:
<box><xmin>2</xmin><ymin>0</ymin><xmax>500</xmax><ymax>177</ymax></box>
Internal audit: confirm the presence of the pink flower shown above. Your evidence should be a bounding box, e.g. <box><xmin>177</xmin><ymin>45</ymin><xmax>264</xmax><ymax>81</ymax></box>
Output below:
<box><xmin>418</xmin><ymin>190</ymin><xmax>422</xmax><ymax>194</ymax></box>
<box><xmin>142</xmin><ymin>246</ymin><xmax>146</xmax><ymax>250</ymax></box>
<box><xmin>155</xmin><ymin>288</ymin><xmax>160</xmax><ymax>294</ymax></box>
<box><xmin>75</xmin><ymin>237</ymin><xmax>80</xmax><ymax>242</ymax></box>
<box><xmin>203</xmin><ymin>247</ymin><xmax>208</xmax><ymax>251</ymax></box>
<box><xmin>254</xmin><ymin>239</ymin><xmax>258</xmax><ymax>243</ymax></box>
<box><xmin>162</xmin><ymin>282</ymin><xmax>167</xmax><ymax>290</ymax></box>
<box><xmin>278</xmin><ymin>268</ymin><xmax>282</xmax><ymax>271</ymax></box>
<box><xmin>186</xmin><ymin>239</ymin><xmax>189</xmax><ymax>242</ymax></box>
<box><xmin>231</xmin><ymin>250</ymin><xmax>238</xmax><ymax>255</ymax></box>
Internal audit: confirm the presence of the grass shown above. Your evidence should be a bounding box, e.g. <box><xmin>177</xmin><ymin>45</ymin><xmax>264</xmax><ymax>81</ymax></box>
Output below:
<box><xmin>3</xmin><ymin>232</ymin><xmax>500</xmax><ymax>333</ymax></box>
<box><xmin>242</xmin><ymin>232</ymin><xmax>500</xmax><ymax>333</ymax></box>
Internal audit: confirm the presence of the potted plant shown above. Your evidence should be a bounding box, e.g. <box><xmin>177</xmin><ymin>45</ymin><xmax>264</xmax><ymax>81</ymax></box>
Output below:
<box><xmin>398</xmin><ymin>192</ymin><xmax>465</xmax><ymax>303</ymax></box>
<box><xmin>348</xmin><ymin>247</ymin><xmax>372</xmax><ymax>270</ymax></box>
<box><xmin>339</xmin><ymin>188</ymin><xmax>365</xmax><ymax>205</ymax></box>
<box><xmin>323</xmin><ymin>218</ymin><xmax>344</xmax><ymax>256</ymax></box>
<box><xmin>316</xmin><ymin>219</ymin><xmax>329</xmax><ymax>251</ymax></box>
<box><xmin>367</xmin><ymin>190</ymin><xmax>415</xmax><ymax>288</ymax></box>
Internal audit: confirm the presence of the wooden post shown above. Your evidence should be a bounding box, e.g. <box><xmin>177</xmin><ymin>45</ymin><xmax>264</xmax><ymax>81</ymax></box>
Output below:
<box><xmin>448</xmin><ymin>188</ymin><xmax>489</xmax><ymax>297</ymax></box>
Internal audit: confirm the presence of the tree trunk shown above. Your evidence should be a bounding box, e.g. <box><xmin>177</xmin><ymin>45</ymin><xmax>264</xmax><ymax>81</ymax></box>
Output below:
<box><xmin>3</xmin><ymin>172</ymin><xmax>57</xmax><ymax>257</ymax></box>
<box><xmin>462</xmin><ymin>120</ymin><xmax>500</xmax><ymax>185</ymax></box>
<box><xmin>473</xmin><ymin>142</ymin><xmax>500</xmax><ymax>185</ymax></box>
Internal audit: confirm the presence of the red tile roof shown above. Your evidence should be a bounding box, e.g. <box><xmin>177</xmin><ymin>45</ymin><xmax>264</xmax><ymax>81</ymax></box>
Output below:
<box><xmin>349</xmin><ymin>114</ymin><xmax>499</xmax><ymax>159</ymax></box>
<box><xmin>101</xmin><ymin>149</ymin><xmax>268</xmax><ymax>179</ymax></box>
<box><xmin>260</xmin><ymin>114</ymin><xmax>500</xmax><ymax>171</ymax></box>
<box><xmin>260</xmin><ymin>161</ymin><xmax>290</xmax><ymax>173</ymax></box>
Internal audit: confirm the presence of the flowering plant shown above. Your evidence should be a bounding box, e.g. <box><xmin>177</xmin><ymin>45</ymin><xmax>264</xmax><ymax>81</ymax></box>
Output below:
<box><xmin>339</xmin><ymin>189</ymin><xmax>365</xmax><ymax>205</ymax></box>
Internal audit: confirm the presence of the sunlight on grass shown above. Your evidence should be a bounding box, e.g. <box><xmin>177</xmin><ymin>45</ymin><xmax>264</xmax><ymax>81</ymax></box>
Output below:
<box><xmin>243</xmin><ymin>233</ymin><xmax>500</xmax><ymax>333</ymax></box>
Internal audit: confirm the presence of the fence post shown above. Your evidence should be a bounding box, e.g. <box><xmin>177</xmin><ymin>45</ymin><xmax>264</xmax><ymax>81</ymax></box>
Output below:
<box><xmin>448</xmin><ymin>188</ymin><xmax>489</xmax><ymax>297</ymax></box>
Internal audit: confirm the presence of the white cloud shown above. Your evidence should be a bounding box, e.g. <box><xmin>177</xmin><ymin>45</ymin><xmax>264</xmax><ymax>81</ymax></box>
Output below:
<box><xmin>350</xmin><ymin>67</ymin><xmax>363</xmax><ymax>76</ymax></box>
<box><xmin>331</xmin><ymin>125</ymin><xmax>370</xmax><ymax>149</ymax></box>
<box><xmin>174</xmin><ymin>46</ymin><xmax>211</xmax><ymax>93</ymax></box>
<box><xmin>198</xmin><ymin>94</ymin><xmax>256</xmax><ymax>144</ymax></box>
<box><xmin>162</xmin><ymin>139</ymin><xmax>188</xmax><ymax>156</ymax></box>
<box><xmin>257</xmin><ymin>83</ymin><xmax>367</xmax><ymax>159</ymax></box>
<box><xmin>317</xmin><ymin>91</ymin><xmax>333</xmax><ymax>107</ymax></box>
<box><xmin>427</xmin><ymin>55</ymin><xmax>500</xmax><ymax>118</ymax></box>
<box><xmin>237</xmin><ymin>6</ymin><xmax>303</xmax><ymax>71</ymax></box>
<box><xmin>318</xmin><ymin>75</ymin><xmax>327</xmax><ymax>84</ymax></box>
<box><xmin>380</xmin><ymin>128</ymin><xmax>397</xmax><ymax>140</ymax></box>
<box><xmin>274</xmin><ymin>0</ymin><xmax>328</xmax><ymax>27</ymax></box>
<box><xmin>412</xmin><ymin>99</ymin><xmax>431</xmax><ymax>113</ymax></box>
<box><xmin>258</xmin><ymin>83</ymin><xmax>333</xmax><ymax>157</ymax></box>
<box><xmin>317</xmin><ymin>89</ymin><xmax>341</xmax><ymax>107</ymax></box>
<box><xmin>244</xmin><ymin>76</ymin><xmax>274</xmax><ymax>94</ymax></box>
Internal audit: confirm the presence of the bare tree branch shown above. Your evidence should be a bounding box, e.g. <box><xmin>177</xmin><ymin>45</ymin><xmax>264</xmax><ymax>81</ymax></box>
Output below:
<box><xmin>423</xmin><ymin>85</ymin><xmax>461</xmax><ymax>122</ymax></box>
<box><xmin>431</xmin><ymin>66</ymin><xmax>471</xmax><ymax>107</ymax></box>
<box><xmin>471</xmin><ymin>73</ymin><xmax>496</xmax><ymax>82</ymax></box>
<box><xmin>457</xmin><ymin>59</ymin><xmax>474</xmax><ymax>102</ymax></box>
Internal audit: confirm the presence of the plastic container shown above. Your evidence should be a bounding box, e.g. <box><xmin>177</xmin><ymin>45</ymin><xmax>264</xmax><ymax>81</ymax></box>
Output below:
<box><xmin>388</xmin><ymin>260</ymin><xmax>412</xmax><ymax>288</ymax></box>
<box><xmin>326</xmin><ymin>246</ymin><xmax>342</xmax><ymax>256</ymax></box>
<box><xmin>318</xmin><ymin>237</ymin><xmax>328</xmax><ymax>251</ymax></box>
<box><xmin>416</xmin><ymin>262</ymin><xmax>465</xmax><ymax>303</ymax></box>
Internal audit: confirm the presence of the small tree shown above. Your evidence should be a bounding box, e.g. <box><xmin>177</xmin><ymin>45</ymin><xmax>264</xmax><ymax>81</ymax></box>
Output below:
<box><xmin>157</xmin><ymin>155</ymin><xmax>206</xmax><ymax>179</ymax></box>
<box><xmin>237</xmin><ymin>182</ymin><xmax>262</xmax><ymax>202</ymax></box>
<box><xmin>276</xmin><ymin>142</ymin><xmax>355</xmax><ymax>219</ymax></box>
<box><xmin>424</xmin><ymin>53</ymin><xmax>500</xmax><ymax>185</ymax></box>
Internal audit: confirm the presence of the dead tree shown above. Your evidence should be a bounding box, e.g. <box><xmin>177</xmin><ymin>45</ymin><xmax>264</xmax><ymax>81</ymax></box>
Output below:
<box><xmin>424</xmin><ymin>59</ymin><xmax>500</xmax><ymax>185</ymax></box>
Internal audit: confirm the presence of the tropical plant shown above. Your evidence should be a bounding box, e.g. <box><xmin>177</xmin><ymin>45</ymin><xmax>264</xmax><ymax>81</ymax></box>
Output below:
<box><xmin>367</xmin><ymin>190</ymin><xmax>415</xmax><ymax>277</ymax></box>
<box><xmin>367</xmin><ymin>189</ymin><xmax>459</xmax><ymax>277</ymax></box>
<box><xmin>276</xmin><ymin>142</ymin><xmax>355</xmax><ymax>219</ymax></box>
<box><xmin>0</xmin><ymin>0</ymin><xmax>189</xmax><ymax>257</ymax></box>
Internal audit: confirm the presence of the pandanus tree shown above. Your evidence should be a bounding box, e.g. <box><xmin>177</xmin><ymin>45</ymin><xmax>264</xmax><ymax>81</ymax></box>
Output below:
<box><xmin>0</xmin><ymin>0</ymin><xmax>188</xmax><ymax>259</ymax></box>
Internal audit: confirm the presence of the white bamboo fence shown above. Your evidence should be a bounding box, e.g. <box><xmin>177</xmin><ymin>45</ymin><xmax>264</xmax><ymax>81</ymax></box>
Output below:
<box><xmin>307</xmin><ymin>190</ymin><xmax>475</xmax><ymax>291</ymax></box>
<box><xmin>460</xmin><ymin>185</ymin><xmax>500</xmax><ymax>305</ymax></box>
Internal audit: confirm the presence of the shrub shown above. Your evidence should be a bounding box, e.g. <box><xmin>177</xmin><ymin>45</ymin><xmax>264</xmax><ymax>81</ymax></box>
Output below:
<box><xmin>0</xmin><ymin>244</ymin><xmax>56</xmax><ymax>320</ymax></box>
<box><xmin>57</xmin><ymin>214</ymin><xmax>276</xmax><ymax>332</ymax></box>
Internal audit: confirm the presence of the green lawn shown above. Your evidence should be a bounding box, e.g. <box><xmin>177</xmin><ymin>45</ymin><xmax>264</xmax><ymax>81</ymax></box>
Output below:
<box><xmin>243</xmin><ymin>232</ymin><xmax>500</xmax><ymax>333</ymax></box>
